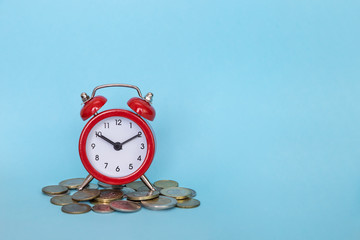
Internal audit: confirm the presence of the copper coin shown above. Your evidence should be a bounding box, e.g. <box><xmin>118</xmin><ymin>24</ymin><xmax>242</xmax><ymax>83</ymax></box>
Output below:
<box><xmin>72</xmin><ymin>189</ymin><xmax>100</xmax><ymax>201</ymax></box>
<box><xmin>160</xmin><ymin>187</ymin><xmax>192</xmax><ymax>200</ymax></box>
<box><xmin>50</xmin><ymin>195</ymin><xmax>77</xmax><ymax>206</ymax></box>
<box><xmin>94</xmin><ymin>189</ymin><xmax>124</xmax><ymax>203</ymax></box>
<box><xmin>61</xmin><ymin>203</ymin><xmax>91</xmax><ymax>214</ymax></box>
<box><xmin>154</xmin><ymin>180</ymin><xmax>178</xmax><ymax>189</ymax></box>
<box><xmin>42</xmin><ymin>185</ymin><xmax>68</xmax><ymax>196</ymax></box>
<box><xmin>110</xmin><ymin>200</ymin><xmax>141</xmax><ymax>212</ymax></box>
<box><xmin>176</xmin><ymin>198</ymin><xmax>200</xmax><ymax>208</ymax></box>
<box><xmin>126</xmin><ymin>190</ymin><xmax>159</xmax><ymax>201</ymax></box>
<box><xmin>92</xmin><ymin>204</ymin><xmax>114</xmax><ymax>213</ymax></box>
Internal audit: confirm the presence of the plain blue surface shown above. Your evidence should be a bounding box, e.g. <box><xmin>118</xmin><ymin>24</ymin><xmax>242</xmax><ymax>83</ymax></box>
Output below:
<box><xmin>1</xmin><ymin>0</ymin><xmax>360</xmax><ymax>239</ymax></box>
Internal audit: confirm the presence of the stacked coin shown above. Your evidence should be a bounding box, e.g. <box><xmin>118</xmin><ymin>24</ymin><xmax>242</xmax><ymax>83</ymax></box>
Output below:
<box><xmin>43</xmin><ymin>178</ymin><xmax>200</xmax><ymax>214</ymax></box>
<box><xmin>91</xmin><ymin>189</ymin><xmax>123</xmax><ymax>204</ymax></box>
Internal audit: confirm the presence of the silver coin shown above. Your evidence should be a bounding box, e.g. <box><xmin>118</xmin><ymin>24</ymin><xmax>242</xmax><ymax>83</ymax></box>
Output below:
<box><xmin>154</xmin><ymin>180</ymin><xmax>178</xmax><ymax>189</ymax></box>
<box><xmin>110</xmin><ymin>200</ymin><xmax>141</xmax><ymax>213</ymax></box>
<box><xmin>136</xmin><ymin>185</ymin><xmax>162</xmax><ymax>192</ymax></box>
<box><xmin>61</xmin><ymin>203</ymin><xmax>91</xmax><ymax>214</ymax></box>
<box><xmin>183</xmin><ymin>188</ymin><xmax>196</xmax><ymax>198</ymax></box>
<box><xmin>50</xmin><ymin>195</ymin><xmax>77</xmax><ymax>206</ymax></box>
<box><xmin>121</xmin><ymin>187</ymin><xmax>136</xmax><ymax>197</ymax></box>
<box><xmin>98</xmin><ymin>181</ymin><xmax>124</xmax><ymax>189</ymax></box>
<box><xmin>126</xmin><ymin>181</ymin><xmax>146</xmax><ymax>190</ymax></box>
<box><xmin>141</xmin><ymin>196</ymin><xmax>177</xmax><ymax>210</ymax></box>
<box><xmin>126</xmin><ymin>190</ymin><xmax>160</xmax><ymax>201</ymax></box>
<box><xmin>176</xmin><ymin>198</ymin><xmax>200</xmax><ymax>209</ymax></box>
<box><xmin>72</xmin><ymin>189</ymin><xmax>100</xmax><ymax>201</ymax></box>
<box><xmin>160</xmin><ymin>187</ymin><xmax>191</xmax><ymax>200</ymax></box>
<box><xmin>85</xmin><ymin>183</ymin><xmax>99</xmax><ymax>190</ymax></box>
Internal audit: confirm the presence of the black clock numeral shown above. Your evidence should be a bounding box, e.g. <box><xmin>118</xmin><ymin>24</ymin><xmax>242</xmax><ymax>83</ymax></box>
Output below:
<box><xmin>129</xmin><ymin>164</ymin><xmax>133</xmax><ymax>170</ymax></box>
<box><xmin>91</xmin><ymin>143</ymin><xmax>96</xmax><ymax>149</ymax></box>
<box><xmin>95</xmin><ymin>155</ymin><xmax>99</xmax><ymax>161</ymax></box>
<box><xmin>129</xmin><ymin>122</ymin><xmax>132</xmax><ymax>128</ymax></box>
<box><xmin>104</xmin><ymin>122</ymin><xmax>110</xmax><ymax>128</ymax></box>
<box><xmin>140</xmin><ymin>143</ymin><xmax>145</xmax><ymax>149</ymax></box>
<box><xmin>104</xmin><ymin>162</ymin><xmax>108</xmax><ymax>168</ymax></box>
<box><xmin>138</xmin><ymin>131</ymin><xmax>142</xmax><ymax>136</ymax></box>
<box><xmin>116</xmin><ymin>166</ymin><xmax>120</xmax><ymax>172</ymax></box>
<box><xmin>95</xmin><ymin>131</ymin><xmax>102</xmax><ymax>137</ymax></box>
<box><xmin>137</xmin><ymin>155</ymin><xmax>141</xmax><ymax>161</ymax></box>
<box><xmin>115</xmin><ymin>119</ymin><xmax>122</xmax><ymax>125</ymax></box>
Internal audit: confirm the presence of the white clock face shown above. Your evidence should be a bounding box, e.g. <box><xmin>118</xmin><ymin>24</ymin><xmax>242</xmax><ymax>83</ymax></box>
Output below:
<box><xmin>85</xmin><ymin>116</ymin><xmax>148</xmax><ymax>178</ymax></box>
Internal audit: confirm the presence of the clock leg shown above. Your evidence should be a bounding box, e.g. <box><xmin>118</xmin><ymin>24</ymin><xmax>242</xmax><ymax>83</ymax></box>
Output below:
<box><xmin>78</xmin><ymin>174</ymin><xmax>94</xmax><ymax>191</ymax></box>
<box><xmin>140</xmin><ymin>175</ymin><xmax>156</xmax><ymax>191</ymax></box>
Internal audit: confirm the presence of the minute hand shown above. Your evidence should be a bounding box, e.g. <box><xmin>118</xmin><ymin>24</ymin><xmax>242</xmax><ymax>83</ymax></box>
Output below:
<box><xmin>121</xmin><ymin>133</ymin><xmax>141</xmax><ymax>145</ymax></box>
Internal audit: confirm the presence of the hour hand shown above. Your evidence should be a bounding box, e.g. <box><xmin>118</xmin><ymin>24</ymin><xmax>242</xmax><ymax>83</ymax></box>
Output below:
<box><xmin>97</xmin><ymin>134</ymin><xmax>116</xmax><ymax>146</ymax></box>
<box><xmin>97</xmin><ymin>133</ymin><xmax>122</xmax><ymax>151</ymax></box>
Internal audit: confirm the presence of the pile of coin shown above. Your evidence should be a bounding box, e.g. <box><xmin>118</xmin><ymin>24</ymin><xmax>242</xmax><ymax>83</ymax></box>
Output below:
<box><xmin>42</xmin><ymin>178</ymin><xmax>200</xmax><ymax>214</ymax></box>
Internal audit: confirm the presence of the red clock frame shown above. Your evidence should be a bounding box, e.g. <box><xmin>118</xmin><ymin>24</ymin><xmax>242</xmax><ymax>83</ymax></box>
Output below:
<box><xmin>79</xmin><ymin>109</ymin><xmax>155</xmax><ymax>185</ymax></box>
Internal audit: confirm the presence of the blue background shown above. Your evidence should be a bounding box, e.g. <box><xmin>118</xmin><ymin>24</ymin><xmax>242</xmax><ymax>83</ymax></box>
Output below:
<box><xmin>0</xmin><ymin>0</ymin><xmax>359</xmax><ymax>239</ymax></box>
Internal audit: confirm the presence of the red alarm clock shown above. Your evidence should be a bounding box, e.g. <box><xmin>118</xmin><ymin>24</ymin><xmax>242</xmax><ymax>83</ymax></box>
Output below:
<box><xmin>77</xmin><ymin>84</ymin><xmax>156</xmax><ymax>191</ymax></box>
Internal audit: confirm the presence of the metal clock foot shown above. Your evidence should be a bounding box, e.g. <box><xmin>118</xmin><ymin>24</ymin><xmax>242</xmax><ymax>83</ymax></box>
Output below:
<box><xmin>78</xmin><ymin>174</ymin><xmax>94</xmax><ymax>190</ymax></box>
<box><xmin>140</xmin><ymin>175</ymin><xmax>156</xmax><ymax>191</ymax></box>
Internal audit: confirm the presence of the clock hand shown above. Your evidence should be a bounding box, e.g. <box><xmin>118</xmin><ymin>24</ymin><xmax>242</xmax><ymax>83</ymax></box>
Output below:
<box><xmin>97</xmin><ymin>134</ymin><xmax>116</xmax><ymax>145</ymax></box>
<box><xmin>97</xmin><ymin>134</ymin><xmax>122</xmax><ymax>151</ymax></box>
<box><xmin>121</xmin><ymin>133</ymin><xmax>141</xmax><ymax>146</ymax></box>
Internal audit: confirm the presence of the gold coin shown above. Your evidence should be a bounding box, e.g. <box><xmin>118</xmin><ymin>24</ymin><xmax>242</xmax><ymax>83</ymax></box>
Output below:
<box><xmin>59</xmin><ymin>178</ymin><xmax>85</xmax><ymax>189</ymax></box>
<box><xmin>126</xmin><ymin>190</ymin><xmax>159</xmax><ymax>201</ymax></box>
<box><xmin>48</xmin><ymin>190</ymin><xmax>70</xmax><ymax>196</ymax></box>
<box><xmin>61</xmin><ymin>203</ymin><xmax>91</xmax><ymax>214</ymax></box>
<box><xmin>92</xmin><ymin>204</ymin><xmax>114</xmax><ymax>213</ymax></box>
<box><xmin>98</xmin><ymin>182</ymin><xmax>124</xmax><ymax>189</ymax></box>
<box><xmin>176</xmin><ymin>198</ymin><xmax>200</xmax><ymax>208</ymax></box>
<box><xmin>126</xmin><ymin>181</ymin><xmax>146</xmax><ymax>190</ymax></box>
<box><xmin>50</xmin><ymin>195</ymin><xmax>77</xmax><ymax>206</ymax></box>
<box><xmin>59</xmin><ymin>178</ymin><xmax>99</xmax><ymax>190</ymax></box>
<box><xmin>141</xmin><ymin>196</ymin><xmax>177</xmax><ymax>210</ymax></box>
<box><xmin>110</xmin><ymin>200</ymin><xmax>141</xmax><ymax>212</ymax></box>
<box><xmin>72</xmin><ymin>189</ymin><xmax>100</xmax><ymax>201</ymax></box>
<box><xmin>42</xmin><ymin>185</ymin><xmax>68</xmax><ymax>196</ymax></box>
<box><xmin>47</xmin><ymin>190</ymin><xmax>70</xmax><ymax>197</ymax></box>
<box><xmin>94</xmin><ymin>189</ymin><xmax>124</xmax><ymax>203</ymax></box>
<box><xmin>160</xmin><ymin>187</ymin><xmax>191</xmax><ymax>200</ymax></box>
<box><xmin>90</xmin><ymin>199</ymin><xmax>112</xmax><ymax>205</ymax></box>
<box><xmin>136</xmin><ymin>185</ymin><xmax>162</xmax><ymax>192</ymax></box>
<box><xmin>154</xmin><ymin>180</ymin><xmax>178</xmax><ymax>189</ymax></box>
